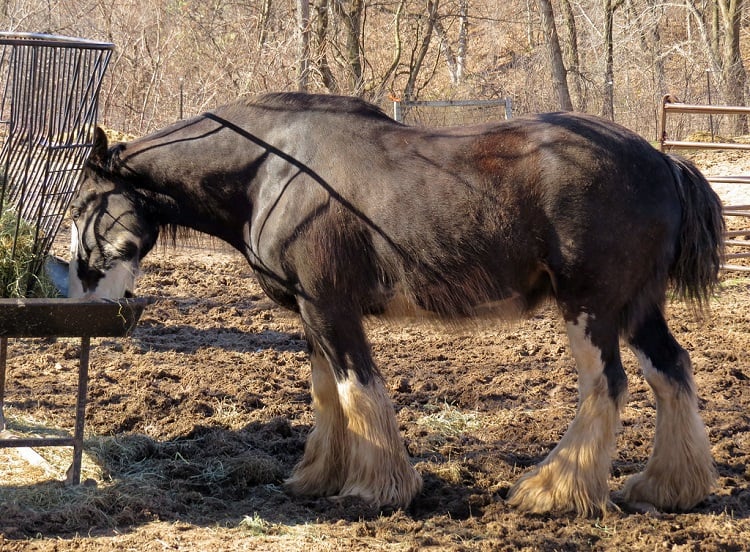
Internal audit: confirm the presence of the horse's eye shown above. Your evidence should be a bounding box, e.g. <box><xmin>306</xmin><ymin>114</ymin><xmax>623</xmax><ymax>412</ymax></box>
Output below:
<box><xmin>70</xmin><ymin>206</ymin><xmax>81</xmax><ymax>220</ymax></box>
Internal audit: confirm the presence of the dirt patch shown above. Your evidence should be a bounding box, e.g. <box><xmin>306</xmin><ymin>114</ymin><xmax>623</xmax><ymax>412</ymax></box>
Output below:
<box><xmin>1</xmin><ymin>167</ymin><xmax>749</xmax><ymax>550</ymax></box>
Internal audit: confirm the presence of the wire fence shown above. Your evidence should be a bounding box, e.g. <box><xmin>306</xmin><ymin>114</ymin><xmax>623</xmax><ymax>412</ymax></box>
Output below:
<box><xmin>392</xmin><ymin>98</ymin><xmax>513</xmax><ymax>126</ymax></box>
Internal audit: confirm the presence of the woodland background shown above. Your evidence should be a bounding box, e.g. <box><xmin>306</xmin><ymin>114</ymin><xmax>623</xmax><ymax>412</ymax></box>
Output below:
<box><xmin>1</xmin><ymin>1</ymin><xmax>749</xmax><ymax>143</ymax></box>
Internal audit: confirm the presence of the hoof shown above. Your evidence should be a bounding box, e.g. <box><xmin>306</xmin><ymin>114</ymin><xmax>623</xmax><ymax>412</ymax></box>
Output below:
<box><xmin>284</xmin><ymin>462</ymin><xmax>422</xmax><ymax>510</ymax></box>
<box><xmin>508</xmin><ymin>465</ymin><xmax>610</xmax><ymax>517</ymax></box>
<box><xmin>620</xmin><ymin>467</ymin><xmax>715</xmax><ymax>512</ymax></box>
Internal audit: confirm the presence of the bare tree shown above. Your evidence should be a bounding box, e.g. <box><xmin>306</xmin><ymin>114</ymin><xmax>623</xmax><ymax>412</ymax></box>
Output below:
<box><xmin>433</xmin><ymin>13</ymin><xmax>459</xmax><ymax>83</ymax></box>
<box><xmin>403</xmin><ymin>0</ymin><xmax>440</xmax><ymax>100</ymax></box>
<box><xmin>720</xmin><ymin>0</ymin><xmax>747</xmax><ymax>132</ymax></box>
<box><xmin>258</xmin><ymin>0</ymin><xmax>272</xmax><ymax>47</ymax></box>
<box><xmin>538</xmin><ymin>0</ymin><xmax>573</xmax><ymax>111</ymax></box>
<box><xmin>560</xmin><ymin>0</ymin><xmax>584</xmax><ymax>110</ymax></box>
<box><xmin>297</xmin><ymin>0</ymin><xmax>311</xmax><ymax>91</ymax></box>
<box><xmin>456</xmin><ymin>0</ymin><xmax>468</xmax><ymax>82</ymax></box>
<box><xmin>685</xmin><ymin>0</ymin><xmax>747</xmax><ymax>133</ymax></box>
<box><xmin>432</xmin><ymin>0</ymin><xmax>469</xmax><ymax>85</ymax></box>
<box><xmin>313</xmin><ymin>0</ymin><xmax>337</xmax><ymax>92</ymax></box>
<box><xmin>377</xmin><ymin>0</ymin><xmax>406</xmax><ymax>100</ymax></box>
<box><xmin>333</xmin><ymin>0</ymin><xmax>365</xmax><ymax>94</ymax></box>
<box><xmin>602</xmin><ymin>0</ymin><xmax>624</xmax><ymax>120</ymax></box>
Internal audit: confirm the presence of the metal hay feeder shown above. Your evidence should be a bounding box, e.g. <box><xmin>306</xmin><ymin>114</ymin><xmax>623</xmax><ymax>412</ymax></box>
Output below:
<box><xmin>0</xmin><ymin>33</ymin><xmax>150</xmax><ymax>487</ymax></box>
<box><xmin>0</xmin><ymin>32</ymin><xmax>113</xmax><ymax>296</ymax></box>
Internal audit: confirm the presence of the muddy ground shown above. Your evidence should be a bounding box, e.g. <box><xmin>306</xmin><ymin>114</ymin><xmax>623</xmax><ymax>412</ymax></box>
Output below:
<box><xmin>0</xmin><ymin>157</ymin><xmax>749</xmax><ymax>550</ymax></box>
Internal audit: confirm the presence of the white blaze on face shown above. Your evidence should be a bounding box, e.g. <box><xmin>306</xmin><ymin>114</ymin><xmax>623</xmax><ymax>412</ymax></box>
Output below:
<box><xmin>68</xmin><ymin>224</ymin><xmax>84</xmax><ymax>298</ymax></box>
<box><xmin>68</xmin><ymin>223</ymin><xmax>139</xmax><ymax>299</ymax></box>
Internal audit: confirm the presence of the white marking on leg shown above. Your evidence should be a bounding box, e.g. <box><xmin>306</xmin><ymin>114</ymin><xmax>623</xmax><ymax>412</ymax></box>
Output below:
<box><xmin>567</xmin><ymin>313</ymin><xmax>605</xmax><ymax>403</ymax></box>
<box><xmin>335</xmin><ymin>372</ymin><xmax>422</xmax><ymax>508</ymax></box>
<box><xmin>508</xmin><ymin>313</ymin><xmax>622</xmax><ymax>515</ymax></box>
<box><xmin>286</xmin><ymin>349</ymin><xmax>346</xmax><ymax>497</ymax></box>
<box><xmin>623</xmin><ymin>348</ymin><xmax>716</xmax><ymax>510</ymax></box>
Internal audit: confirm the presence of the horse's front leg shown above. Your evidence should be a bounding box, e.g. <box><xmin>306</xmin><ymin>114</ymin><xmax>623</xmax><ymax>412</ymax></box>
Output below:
<box><xmin>285</xmin><ymin>300</ymin><xmax>422</xmax><ymax>509</ymax></box>
<box><xmin>284</xmin><ymin>345</ymin><xmax>347</xmax><ymax>497</ymax></box>
<box><xmin>508</xmin><ymin>312</ymin><xmax>626</xmax><ymax>516</ymax></box>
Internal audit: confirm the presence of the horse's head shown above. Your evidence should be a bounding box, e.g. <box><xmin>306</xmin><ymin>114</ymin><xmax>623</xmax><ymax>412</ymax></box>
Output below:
<box><xmin>67</xmin><ymin>128</ymin><xmax>159</xmax><ymax>298</ymax></box>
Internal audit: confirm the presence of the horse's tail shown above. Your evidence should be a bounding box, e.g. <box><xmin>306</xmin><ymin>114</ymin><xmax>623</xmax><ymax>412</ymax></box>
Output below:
<box><xmin>666</xmin><ymin>153</ymin><xmax>725</xmax><ymax>310</ymax></box>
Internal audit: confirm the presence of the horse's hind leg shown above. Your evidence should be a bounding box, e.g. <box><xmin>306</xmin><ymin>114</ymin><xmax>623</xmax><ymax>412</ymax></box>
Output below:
<box><xmin>622</xmin><ymin>308</ymin><xmax>716</xmax><ymax>511</ymax></box>
<box><xmin>508</xmin><ymin>312</ymin><xmax>626</xmax><ymax>516</ymax></box>
<box><xmin>285</xmin><ymin>300</ymin><xmax>422</xmax><ymax>509</ymax></box>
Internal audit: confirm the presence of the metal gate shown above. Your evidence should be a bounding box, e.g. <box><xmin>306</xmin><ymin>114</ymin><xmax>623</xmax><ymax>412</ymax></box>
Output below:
<box><xmin>660</xmin><ymin>96</ymin><xmax>750</xmax><ymax>272</ymax></box>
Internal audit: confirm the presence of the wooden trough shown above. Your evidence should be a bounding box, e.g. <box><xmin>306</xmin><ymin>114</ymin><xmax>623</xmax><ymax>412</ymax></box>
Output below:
<box><xmin>0</xmin><ymin>298</ymin><xmax>149</xmax><ymax>484</ymax></box>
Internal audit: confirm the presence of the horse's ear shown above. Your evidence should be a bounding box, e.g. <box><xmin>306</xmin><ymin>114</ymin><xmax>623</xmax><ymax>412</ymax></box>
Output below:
<box><xmin>89</xmin><ymin>126</ymin><xmax>109</xmax><ymax>167</ymax></box>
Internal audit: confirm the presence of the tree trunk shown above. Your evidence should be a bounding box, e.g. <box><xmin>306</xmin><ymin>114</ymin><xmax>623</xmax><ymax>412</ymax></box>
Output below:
<box><xmin>433</xmin><ymin>15</ymin><xmax>459</xmax><ymax>84</ymax></box>
<box><xmin>297</xmin><ymin>0</ymin><xmax>310</xmax><ymax>92</ymax></box>
<box><xmin>333</xmin><ymin>0</ymin><xmax>365</xmax><ymax>94</ymax></box>
<box><xmin>721</xmin><ymin>0</ymin><xmax>747</xmax><ymax>133</ymax></box>
<box><xmin>376</xmin><ymin>0</ymin><xmax>406</xmax><ymax>100</ymax></box>
<box><xmin>258</xmin><ymin>0</ymin><xmax>272</xmax><ymax>47</ymax></box>
<box><xmin>314</xmin><ymin>0</ymin><xmax>337</xmax><ymax>92</ymax></box>
<box><xmin>538</xmin><ymin>0</ymin><xmax>573</xmax><ymax>111</ymax></box>
<box><xmin>456</xmin><ymin>0</ymin><xmax>468</xmax><ymax>82</ymax></box>
<box><xmin>687</xmin><ymin>0</ymin><xmax>747</xmax><ymax>132</ymax></box>
<box><xmin>560</xmin><ymin>0</ymin><xmax>582</xmax><ymax>110</ymax></box>
<box><xmin>602</xmin><ymin>0</ymin><xmax>623</xmax><ymax>120</ymax></box>
<box><xmin>404</xmin><ymin>0</ymin><xmax>439</xmax><ymax>100</ymax></box>
<box><xmin>630</xmin><ymin>0</ymin><xmax>666</xmax><ymax>103</ymax></box>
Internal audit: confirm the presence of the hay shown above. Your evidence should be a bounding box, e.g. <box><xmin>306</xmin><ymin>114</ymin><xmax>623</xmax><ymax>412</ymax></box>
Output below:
<box><xmin>0</xmin><ymin>206</ymin><xmax>59</xmax><ymax>298</ymax></box>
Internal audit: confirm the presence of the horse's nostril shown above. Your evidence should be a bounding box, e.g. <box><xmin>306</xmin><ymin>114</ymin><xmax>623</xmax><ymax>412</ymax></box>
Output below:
<box><xmin>124</xmin><ymin>290</ymin><xmax>135</xmax><ymax>298</ymax></box>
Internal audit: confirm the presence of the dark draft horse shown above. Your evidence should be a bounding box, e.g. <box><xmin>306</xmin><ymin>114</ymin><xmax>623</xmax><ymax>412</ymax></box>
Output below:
<box><xmin>67</xmin><ymin>93</ymin><xmax>725</xmax><ymax>515</ymax></box>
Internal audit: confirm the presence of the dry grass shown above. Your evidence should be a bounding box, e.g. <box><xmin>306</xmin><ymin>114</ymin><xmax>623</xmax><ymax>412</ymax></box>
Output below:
<box><xmin>415</xmin><ymin>401</ymin><xmax>482</xmax><ymax>455</ymax></box>
<box><xmin>0</xmin><ymin>415</ymin><xmax>288</xmax><ymax>537</ymax></box>
<box><xmin>0</xmin><ymin>207</ymin><xmax>59</xmax><ymax>298</ymax></box>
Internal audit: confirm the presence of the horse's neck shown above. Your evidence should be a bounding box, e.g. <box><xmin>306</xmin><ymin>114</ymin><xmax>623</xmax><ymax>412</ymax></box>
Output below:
<box><xmin>123</xmin><ymin>148</ymin><xmax>246</xmax><ymax>250</ymax></box>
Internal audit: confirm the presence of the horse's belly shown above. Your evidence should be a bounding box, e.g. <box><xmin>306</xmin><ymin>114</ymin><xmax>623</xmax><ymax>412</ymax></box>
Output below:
<box><xmin>376</xmin><ymin>290</ymin><xmax>527</xmax><ymax>322</ymax></box>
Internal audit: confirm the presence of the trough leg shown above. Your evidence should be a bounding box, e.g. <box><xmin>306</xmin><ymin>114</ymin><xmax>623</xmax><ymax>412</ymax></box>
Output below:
<box><xmin>508</xmin><ymin>313</ymin><xmax>625</xmax><ymax>516</ymax></box>
<box><xmin>66</xmin><ymin>335</ymin><xmax>90</xmax><ymax>485</ymax></box>
<box><xmin>623</xmin><ymin>309</ymin><xmax>715</xmax><ymax>511</ymax></box>
<box><xmin>0</xmin><ymin>337</ymin><xmax>7</xmax><ymax>432</ymax></box>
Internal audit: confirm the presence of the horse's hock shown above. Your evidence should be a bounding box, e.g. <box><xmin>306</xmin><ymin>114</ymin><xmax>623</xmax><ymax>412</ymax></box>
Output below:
<box><xmin>0</xmin><ymin>33</ymin><xmax>149</xmax><ymax>486</ymax></box>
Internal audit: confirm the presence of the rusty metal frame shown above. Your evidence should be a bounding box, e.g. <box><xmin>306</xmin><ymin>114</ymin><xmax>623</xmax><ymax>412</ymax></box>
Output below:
<box><xmin>0</xmin><ymin>298</ymin><xmax>149</xmax><ymax>485</ymax></box>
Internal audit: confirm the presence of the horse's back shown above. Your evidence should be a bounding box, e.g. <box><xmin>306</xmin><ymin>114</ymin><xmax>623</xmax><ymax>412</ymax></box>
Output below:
<box><xmin>243</xmin><ymin>103</ymin><xmax>684</xmax><ymax>320</ymax></box>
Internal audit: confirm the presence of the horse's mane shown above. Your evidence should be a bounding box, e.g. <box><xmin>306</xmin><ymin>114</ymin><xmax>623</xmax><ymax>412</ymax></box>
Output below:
<box><xmin>240</xmin><ymin>92</ymin><xmax>395</xmax><ymax>123</ymax></box>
